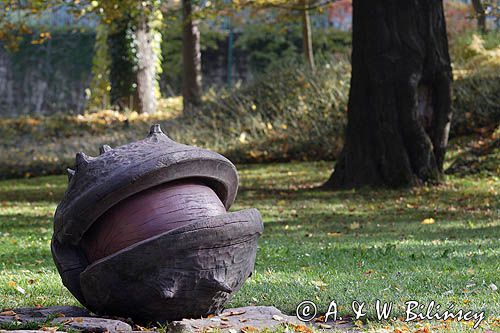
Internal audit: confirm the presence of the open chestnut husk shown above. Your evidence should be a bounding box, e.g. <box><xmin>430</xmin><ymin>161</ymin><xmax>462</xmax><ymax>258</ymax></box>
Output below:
<box><xmin>51</xmin><ymin>124</ymin><xmax>263</xmax><ymax>322</ymax></box>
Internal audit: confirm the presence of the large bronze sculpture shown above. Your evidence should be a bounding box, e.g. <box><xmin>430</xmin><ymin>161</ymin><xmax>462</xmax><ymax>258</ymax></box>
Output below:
<box><xmin>51</xmin><ymin>124</ymin><xmax>263</xmax><ymax>323</ymax></box>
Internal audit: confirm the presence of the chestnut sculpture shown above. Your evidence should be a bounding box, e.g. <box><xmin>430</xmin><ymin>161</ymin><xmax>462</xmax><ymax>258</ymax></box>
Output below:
<box><xmin>51</xmin><ymin>124</ymin><xmax>263</xmax><ymax>323</ymax></box>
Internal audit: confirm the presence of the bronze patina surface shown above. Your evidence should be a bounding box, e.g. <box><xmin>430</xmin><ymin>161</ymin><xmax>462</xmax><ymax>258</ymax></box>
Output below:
<box><xmin>51</xmin><ymin>124</ymin><xmax>263</xmax><ymax>322</ymax></box>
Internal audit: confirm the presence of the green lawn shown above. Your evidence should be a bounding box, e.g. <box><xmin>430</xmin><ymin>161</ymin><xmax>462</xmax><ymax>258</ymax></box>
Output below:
<box><xmin>0</xmin><ymin>162</ymin><xmax>498</xmax><ymax>332</ymax></box>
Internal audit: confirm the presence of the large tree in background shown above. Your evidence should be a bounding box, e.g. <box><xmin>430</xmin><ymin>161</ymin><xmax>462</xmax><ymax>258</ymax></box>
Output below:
<box><xmin>324</xmin><ymin>0</ymin><xmax>453</xmax><ymax>189</ymax></box>
<box><xmin>182</xmin><ymin>0</ymin><xmax>203</xmax><ymax>114</ymax></box>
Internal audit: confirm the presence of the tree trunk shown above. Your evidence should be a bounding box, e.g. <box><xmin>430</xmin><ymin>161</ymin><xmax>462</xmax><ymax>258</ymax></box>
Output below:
<box><xmin>324</xmin><ymin>0</ymin><xmax>453</xmax><ymax>189</ymax></box>
<box><xmin>471</xmin><ymin>0</ymin><xmax>487</xmax><ymax>34</ymax></box>
<box><xmin>135</xmin><ymin>15</ymin><xmax>157</xmax><ymax>114</ymax></box>
<box><xmin>301</xmin><ymin>0</ymin><xmax>315</xmax><ymax>71</ymax></box>
<box><xmin>182</xmin><ymin>0</ymin><xmax>203</xmax><ymax>114</ymax></box>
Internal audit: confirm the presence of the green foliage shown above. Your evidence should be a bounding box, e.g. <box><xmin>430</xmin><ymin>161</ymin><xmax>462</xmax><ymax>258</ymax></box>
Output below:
<box><xmin>193</xmin><ymin>57</ymin><xmax>350</xmax><ymax>162</ymax></box>
<box><xmin>107</xmin><ymin>19</ymin><xmax>139</xmax><ymax>107</ymax></box>
<box><xmin>160</xmin><ymin>14</ymin><xmax>226</xmax><ymax>94</ymax></box>
<box><xmin>9</xmin><ymin>29</ymin><xmax>95</xmax><ymax>77</ymax></box>
<box><xmin>450</xmin><ymin>31</ymin><xmax>500</xmax><ymax>65</ymax></box>
<box><xmin>450</xmin><ymin>33</ymin><xmax>500</xmax><ymax>136</ymax></box>
<box><xmin>235</xmin><ymin>24</ymin><xmax>301</xmax><ymax>72</ymax></box>
<box><xmin>87</xmin><ymin>24</ymin><xmax>111</xmax><ymax>111</ymax></box>
<box><xmin>452</xmin><ymin>73</ymin><xmax>500</xmax><ymax>136</ymax></box>
<box><xmin>236</xmin><ymin>24</ymin><xmax>351</xmax><ymax>72</ymax></box>
<box><xmin>159</xmin><ymin>15</ymin><xmax>351</xmax><ymax>93</ymax></box>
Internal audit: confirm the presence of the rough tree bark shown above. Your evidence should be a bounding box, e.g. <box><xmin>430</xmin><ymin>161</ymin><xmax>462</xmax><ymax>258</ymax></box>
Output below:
<box><xmin>301</xmin><ymin>0</ymin><xmax>315</xmax><ymax>71</ymax></box>
<box><xmin>324</xmin><ymin>0</ymin><xmax>453</xmax><ymax>189</ymax></box>
<box><xmin>135</xmin><ymin>15</ymin><xmax>157</xmax><ymax>114</ymax></box>
<box><xmin>471</xmin><ymin>0</ymin><xmax>487</xmax><ymax>34</ymax></box>
<box><xmin>182</xmin><ymin>0</ymin><xmax>203</xmax><ymax>114</ymax></box>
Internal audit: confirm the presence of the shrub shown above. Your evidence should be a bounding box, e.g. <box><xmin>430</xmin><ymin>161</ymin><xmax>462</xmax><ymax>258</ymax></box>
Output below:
<box><xmin>451</xmin><ymin>33</ymin><xmax>500</xmax><ymax>135</ymax></box>
<box><xmin>0</xmin><ymin>59</ymin><xmax>350</xmax><ymax>178</ymax></box>
<box><xmin>0</xmin><ymin>48</ymin><xmax>498</xmax><ymax>179</ymax></box>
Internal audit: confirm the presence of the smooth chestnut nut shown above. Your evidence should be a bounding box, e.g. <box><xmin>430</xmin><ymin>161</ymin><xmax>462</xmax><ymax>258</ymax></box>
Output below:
<box><xmin>81</xmin><ymin>180</ymin><xmax>226</xmax><ymax>263</ymax></box>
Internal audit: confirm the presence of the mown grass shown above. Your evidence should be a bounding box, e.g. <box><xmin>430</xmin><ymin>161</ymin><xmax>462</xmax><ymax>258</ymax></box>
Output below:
<box><xmin>0</xmin><ymin>158</ymin><xmax>498</xmax><ymax>332</ymax></box>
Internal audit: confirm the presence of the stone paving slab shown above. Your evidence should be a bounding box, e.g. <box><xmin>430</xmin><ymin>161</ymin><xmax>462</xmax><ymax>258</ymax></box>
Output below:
<box><xmin>0</xmin><ymin>331</ymin><xmax>67</xmax><ymax>333</ymax></box>
<box><xmin>51</xmin><ymin>317</ymin><xmax>132</xmax><ymax>332</ymax></box>
<box><xmin>167</xmin><ymin>306</ymin><xmax>356</xmax><ymax>333</ymax></box>
<box><xmin>168</xmin><ymin>306</ymin><xmax>299</xmax><ymax>333</ymax></box>
<box><xmin>1</xmin><ymin>306</ymin><xmax>355</xmax><ymax>332</ymax></box>
<box><xmin>0</xmin><ymin>306</ymin><xmax>90</xmax><ymax>324</ymax></box>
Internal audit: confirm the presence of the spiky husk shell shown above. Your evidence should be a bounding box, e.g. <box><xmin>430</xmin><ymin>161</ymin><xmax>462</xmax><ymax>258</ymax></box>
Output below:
<box><xmin>51</xmin><ymin>124</ymin><xmax>263</xmax><ymax>322</ymax></box>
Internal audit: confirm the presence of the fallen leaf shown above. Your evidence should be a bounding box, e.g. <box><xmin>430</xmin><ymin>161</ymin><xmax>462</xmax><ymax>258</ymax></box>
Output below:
<box><xmin>7</xmin><ymin>281</ymin><xmax>16</xmax><ymax>287</ymax></box>
<box><xmin>135</xmin><ymin>324</ymin><xmax>149</xmax><ymax>331</ymax></box>
<box><xmin>15</xmin><ymin>286</ymin><xmax>26</xmax><ymax>294</ymax></box>
<box><xmin>40</xmin><ymin>327</ymin><xmax>59</xmax><ymax>332</ymax></box>
<box><xmin>349</xmin><ymin>222</ymin><xmax>360</xmax><ymax>230</ymax></box>
<box><xmin>288</xmin><ymin>324</ymin><xmax>312</xmax><ymax>333</ymax></box>
<box><xmin>241</xmin><ymin>325</ymin><xmax>260</xmax><ymax>333</ymax></box>
<box><xmin>421</xmin><ymin>218</ymin><xmax>435</xmax><ymax>225</ymax></box>
<box><xmin>0</xmin><ymin>310</ymin><xmax>16</xmax><ymax>316</ymax></box>
<box><xmin>220</xmin><ymin>317</ymin><xmax>229</xmax><ymax>321</ymax></box>
<box><xmin>314</xmin><ymin>315</ymin><xmax>325</xmax><ymax>322</ymax></box>
<box><xmin>311</xmin><ymin>280</ymin><xmax>327</xmax><ymax>288</ymax></box>
<box><xmin>239</xmin><ymin>318</ymin><xmax>248</xmax><ymax>323</ymax></box>
<box><xmin>272</xmin><ymin>314</ymin><xmax>283</xmax><ymax>321</ymax></box>
<box><xmin>222</xmin><ymin>310</ymin><xmax>246</xmax><ymax>317</ymax></box>
<box><xmin>318</xmin><ymin>323</ymin><xmax>332</xmax><ymax>329</ymax></box>
<box><xmin>327</xmin><ymin>232</ymin><xmax>342</xmax><ymax>237</ymax></box>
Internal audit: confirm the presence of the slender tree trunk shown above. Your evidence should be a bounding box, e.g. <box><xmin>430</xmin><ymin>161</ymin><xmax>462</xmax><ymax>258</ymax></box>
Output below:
<box><xmin>135</xmin><ymin>15</ymin><xmax>157</xmax><ymax>114</ymax></box>
<box><xmin>301</xmin><ymin>0</ymin><xmax>315</xmax><ymax>71</ymax></box>
<box><xmin>324</xmin><ymin>0</ymin><xmax>453</xmax><ymax>189</ymax></box>
<box><xmin>471</xmin><ymin>0</ymin><xmax>487</xmax><ymax>34</ymax></box>
<box><xmin>182</xmin><ymin>0</ymin><xmax>202</xmax><ymax>114</ymax></box>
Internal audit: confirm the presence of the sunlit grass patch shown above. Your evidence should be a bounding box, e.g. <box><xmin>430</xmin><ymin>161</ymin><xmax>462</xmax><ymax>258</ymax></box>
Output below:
<box><xmin>0</xmin><ymin>161</ymin><xmax>498</xmax><ymax>331</ymax></box>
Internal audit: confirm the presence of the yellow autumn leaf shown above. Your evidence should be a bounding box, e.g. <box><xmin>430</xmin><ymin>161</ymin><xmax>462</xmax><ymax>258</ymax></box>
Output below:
<box><xmin>421</xmin><ymin>218</ymin><xmax>435</xmax><ymax>225</ymax></box>
<box><xmin>241</xmin><ymin>325</ymin><xmax>260</xmax><ymax>333</ymax></box>
<box><xmin>349</xmin><ymin>222</ymin><xmax>360</xmax><ymax>230</ymax></box>
<box><xmin>311</xmin><ymin>280</ymin><xmax>327</xmax><ymax>288</ymax></box>
<box><xmin>7</xmin><ymin>281</ymin><xmax>16</xmax><ymax>287</ymax></box>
